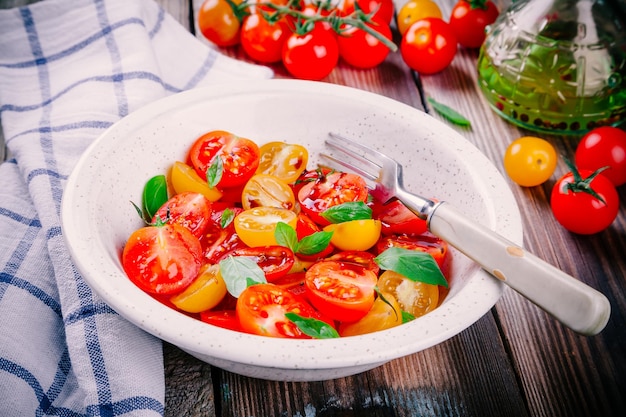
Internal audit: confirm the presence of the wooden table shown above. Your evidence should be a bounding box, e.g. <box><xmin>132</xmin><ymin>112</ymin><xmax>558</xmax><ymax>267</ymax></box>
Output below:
<box><xmin>3</xmin><ymin>0</ymin><xmax>624</xmax><ymax>416</ymax></box>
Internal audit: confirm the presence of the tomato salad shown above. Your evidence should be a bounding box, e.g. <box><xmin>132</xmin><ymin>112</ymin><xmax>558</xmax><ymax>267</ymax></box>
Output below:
<box><xmin>122</xmin><ymin>130</ymin><xmax>449</xmax><ymax>339</ymax></box>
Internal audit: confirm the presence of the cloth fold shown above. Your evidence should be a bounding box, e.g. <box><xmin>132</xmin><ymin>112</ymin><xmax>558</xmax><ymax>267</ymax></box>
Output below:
<box><xmin>0</xmin><ymin>0</ymin><xmax>272</xmax><ymax>415</ymax></box>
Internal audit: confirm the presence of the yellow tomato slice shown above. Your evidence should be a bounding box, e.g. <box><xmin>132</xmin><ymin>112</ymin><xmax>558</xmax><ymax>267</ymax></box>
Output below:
<box><xmin>377</xmin><ymin>270</ymin><xmax>439</xmax><ymax>318</ymax></box>
<box><xmin>234</xmin><ymin>207</ymin><xmax>298</xmax><ymax>247</ymax></box>
<box><xmin>241</xmin><ymin>174</ymin><xmax>296</xmax><ymax>211</ymax></box>
<box><xmin>323</xmin><ymin>219</ymin><xmax>381</xmax><ymax>251</ymax></box>
<box><xmin>170</xmin><ymin>161</ymin><xmax>222</xmax><ymax>202</ymax></box>
<box><xmin>338</xmin><ymin>292</ymin><xmax>402</xmax><ymax>337</ymax></box>
<box><xmin>170</xmin><ymin>263</ymin><xmax>227</xmax><ymax>313</ymax></box>
<box><xmin>256</xmin><ymin>141</ymin><xmax>308</xmax><ymax>184</ymax></box>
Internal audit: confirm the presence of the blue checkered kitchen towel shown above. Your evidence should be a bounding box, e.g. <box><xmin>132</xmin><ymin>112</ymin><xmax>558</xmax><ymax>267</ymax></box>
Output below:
<box><xmin>0</xmin><ymin>0</ymin><xmax>272</xmax><ymax>415</ymax></box>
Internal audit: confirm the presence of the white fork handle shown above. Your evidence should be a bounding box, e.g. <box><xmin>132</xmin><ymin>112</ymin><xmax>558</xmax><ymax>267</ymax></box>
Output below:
<box><xmin>426</xmin><ymin>202</ymin><xmax>611</xmax><ymax>336</ymax></box>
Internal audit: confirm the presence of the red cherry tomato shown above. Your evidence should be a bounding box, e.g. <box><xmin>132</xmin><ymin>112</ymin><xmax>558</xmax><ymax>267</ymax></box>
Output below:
<box><xmin>202</xmin><ymin>205</ymin><xmax>246</xmax><ymax>263</ymax></box>
<box><xmin>304</xmin><ymin>259</ymin><xmax>378</xmax><ymax>323</ymax></box>
<box><xmin>218</xmin><ymin>246</ymin><xmax>295</xmax><ymax>283</ymax></box>
<box><xmin>370</xmin><ymin>199</ymin><xmax>428</xmax><ymax>235</ymax></box>
<box><xmin>327</xmin><ymin>251</ymin><xmax>380</xmax><ymax>275</ymax></box>
<box><xmin>282</xmin><ymin>26</ymin><xmax>339</xmax><ymax>81</ymax></box>
<box><xmin>376</xmin><ymin>233</ymin><xmax>449</xmax><ymax>270</ymax></box>
<box><xmin>240</xmin><ymin>12</ymin><xmax>291</xmax><ymax>64</ymax></box>
<box><xmin>152</xmin><ymin>192</ymin><xmax>212</xmax><ymax>238</ymax></box>
<box><xmin>575</xmin><ymin>126</ymin><xmax>626</xmax><ymax>187</ymax></box>
<box><xmin>341</xmin><ymin>0</ymin><xmax>394</xmax><ymax>25</ymax></box>
<box><xmin>551</xmin><ymin>169</ymin><xmax>619</xmax><ymax>234</ymax></box>
<box><xmin>188</xmin><ymin>130</ymin><xmax>260</xmax><ymax>188</ymax></box>
<box><xmin>122</xmin><ymin>224</ymin><xmax>203</xmax><ymax>295</ymax></box>
<box><xmin>449</xmin><ymin>0</ymin><xmax>499</xmax><ymax>48</ymax></box>
<box><xmin>200</xmin><ymin>310</ymin><xmax>243</xmax><ymax>332</ymax></box>
<box><xmin>297</xmin><ymin>172</ymin><xmax>369</xmax><ymax>225</ymax></box>
<box><xmin>401</xmin><ymin>17</ymin><xmax>457</xmax><ymax>74</ymax></box>
<box><xmin>197</xmin><ymin>0</ymin><xmax>242</xmax><ymax>47</ymax></box>
<box><xmin>295</xmin><ymin>212</ymin><xmax>335</xmax><ymax>260</ymax></box>
<box><xmin>337</xmin><ymin>21</ymin><xmax>392</xmax><ymax>69</ymax></box>
<box><xmin>236</xmin><ymin>283</ymin><xmax>333</xmax><ymax>338</ymax></box>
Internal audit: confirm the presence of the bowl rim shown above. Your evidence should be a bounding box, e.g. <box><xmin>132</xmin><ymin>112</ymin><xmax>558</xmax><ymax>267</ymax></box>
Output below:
<box><xmin>61</xmin><ymin>79</ymin><xmax>521</xmax><ymax>371</ymax></box>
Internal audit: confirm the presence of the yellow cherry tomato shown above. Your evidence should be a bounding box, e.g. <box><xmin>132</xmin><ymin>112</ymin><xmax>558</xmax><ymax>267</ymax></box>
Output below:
<box><xmin>170</xmin><ymin>263</ymin><xmax>227</xmax><ymax>313</ymax></box>
<box><xmin>170</xmin><ymin>161</ymin><xmax>223</xmax><ymax>202</ymax></box>
<box><xmin>503</xmin><ymin>136</ymin><xmax>558</xmax><ymax>187</ymax></box>
<box><xmin>397</xmin><ymin>0</ymin><xmax>443</xmax><ymax>35</ymax></box>
<box><xmin>323</xmin><ymin>219</ymin><xmax>382</xmax><ymax>251</ymax></box>
<box><xmin>234</xmin><ymin>207</ymin><xmax>298</xmax><ymax>247</ymax></box>
<box><xmin>338</xmin><ymin>292</ymin><xmax>402</xmax><ymax>337</ymax></box>
<box><xmin>241</xmin><ymin>174</ymin><xmax>296</xmax><ymax>211</ymax></box>
<box><xmin>256</xmin><ymin>141</ymin><xmax>309</xmax><ymax>184</ymax></box>
<box><xmin>377</xmin><ymin>270</ymin><xmax>439</xmax><ymax>318</ymax></box>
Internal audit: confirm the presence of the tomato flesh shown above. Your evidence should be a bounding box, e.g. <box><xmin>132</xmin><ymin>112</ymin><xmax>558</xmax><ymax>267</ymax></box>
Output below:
<box><xmin>218</xmin><ymin>246</ymin><xmax>295</xmax><ymax>282</ymax></box>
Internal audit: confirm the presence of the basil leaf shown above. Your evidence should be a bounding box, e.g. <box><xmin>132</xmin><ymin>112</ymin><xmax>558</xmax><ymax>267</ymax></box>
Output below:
<box><xmin>321</xmin><ymin>201</ymin><xmax>372</xmax><ymax>223</ymax></box>
<box><xmin>402</xmin><ymin>311</ymin><xmax>416</xmax><ymax>323</ymax></box>
<box><xmin>297</xmin><ymin>231</ymin><xmax>333</xmax><ymax>255</ymax></box>
<box><xmin>375</xmin><ymin>247</ymin><xmax>448</xmax><ymax>287</ymax></box>
<box><xmin>142</xmin><ymin>175</ymin><xmax>168</xmax><ymax>221</ymax></box>
<box><xmin>220</xmin><ymin>207</ymin><xmax>235</xmax><ymax>229</ymax></box>
<box><xmin>219</xmin><ymin>256</ymin><xmax>267</xmax><ymax>298</ymax></box>
<box><xmin>285</xmin><ymin>312</ymin><xmax>339</xmax><ymax>339</ymax></box>
<box><xmin>274</xmin><ymin>222</ymin><xmax>299</xmax><ymax>252</ymax></box>
<box><xmin>206</xmin><ymin>155</ymin><xmax>223</xmax><ymax>188</ymax></box>
<box><xmin>427</xmin><ymin>97</ymin><xmax>471</xmax><ymax>127</ymax></box>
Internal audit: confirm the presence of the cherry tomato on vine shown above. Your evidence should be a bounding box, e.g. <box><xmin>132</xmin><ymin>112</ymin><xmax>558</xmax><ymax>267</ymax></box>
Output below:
<box><xmin>337</xmin><ymin>21</ymin><xmax>392</xmax><ymax>69</ymax></box>
<box><xmin>341</xmin><ymin>0</ymin><xmax>394</xmax><ymax>25</ymax></box>
<box><xmin>396</xmin><ymin>0</ymin><xmax>443</xmax><ymax>35</ymax></box>
<box><xmin>551</xmin><ymin>169</ymin><xmax>619</xmax><ymax>234</ymax></box>
<box><xmin>197</xmin><ymin>0</ymin><xmax>243</xmax><ymax>47</ymax></box>
<box><xmin>503</xmin><ymin>136</ymin><xmax>558</xmax><ymax>187</ymax></box>
<box><xmin>282</xmin><ymin>26</ymin><xmax>339</xmax><ymax>81</ymax></box>
<box><xmin>188</xmin><ymin>130</ymin><xmax>260</xmax><ymax>188</ymax></box>
<box><xmin>401</xmin><ymin>18</ymin><xmax>458</xmax><ymax>74</ymax></box>
<box><xmin>449</xmin><ymin>0</ymin><xmax>500</xmax><ymax>48</ymax></box>
<box><xmin>240</xmin><ymin>12</ymin><xmax>291</xmax><ymax>64</ymax></box>
<box><xmin>575</xmin><ymin>126</ymin><xmax>626</xmax><ymax>187</ymax></box>
<box><xmin>152</xmin><ymin>191</ymin><xmax>213</xmax><ymax>238</ymax></box>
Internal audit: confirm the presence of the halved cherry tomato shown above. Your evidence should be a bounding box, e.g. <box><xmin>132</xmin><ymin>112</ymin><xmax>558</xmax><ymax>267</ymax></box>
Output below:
<box><xmin>241</xmin><ymin>174</ymin><xmax>296</xmax><ymax>210</ymax></box>
<box><xmin>240</xmin><ymin>12</ymin><xmax>291</xmax><ymax>63</ymax></box>
<box><xmin>170</xmin><ymin>161</ymin><xmax>223</xmax><ymax>202</ymax></box>
<box><xmin>236</xmin><ymin>283</ymin><xmax>332</xmax><ymax>338</ymax></box>
<box><xmin>295</xmin><ymin>212</ymin><xmax>335</xmax><ymax>260</ymax></box>
<box><xmin>273</xmin><ymin>271</ymin><xmax>307</xmax><ymax>298</ymax></box>
<box><xmin>338</xmin><ymin>292</ymin><xmax>402</xmax><ymax>336</ymax></box>
<box><xmin>234</xmin><ymin>207</ymin><xmax>298</xmax><ymax>247</ymax></box>
<box><xmin>376</xmin><ymin>233</ymin><xmax>449</xmax><ymax>271</ymax></box>
<box><xmin>200</xmin><ymin>309</ymin><xmax>243</xmax><ymax>332</ymax></box>
<box><xmin>197</xmin><ymin>0</ymin><xmax>243</xmax><ymax>47</ymax></box>
<box><xmin>202</xmin><ymin>205</ymin><xmax>246</xmax><ymax>263</ymax></box>
<box><xmin>323</xmin><ymin>219</ymin><xmax>382</xmax><ymax>251</ymax></box>
<box><xmin>377</xmin><ymin>270</ymin><xmax>439</xmax><ymax>318</ymax></box>
<box><xmin>152</xmin><ymin>192</ymin><xmax>212</xmax><ymax>238</ymax></box>
<box><xmin>170</xmin><ymin>263</ymin><xmax>227</xmax><ymax>313</ymax></box>
<box><xmin>304</xmin><ymin>259</ymin><xmax>378</xmax><ymax>323</ymax></box>
<box><xmin>327</xmin><ymin>251</ymin><xmax>380</xmax><ymax>275</ymax></box>
<box><xmin>371</xmin><ymin>199</ymin><xmax>428</xmax><ymax>235</ymax></box>
<box><xmin>188</xmin><ymin>130</ymin><xmax>260</xmax><ymax>188</ymax></box>
<box><xmin>297</xmin><ymin>172</ymin><xmax>369</xmax><ymax>226</ymax></box>
<box><xmin>256</xmin><ymin>141</ymin><xmax>309</xmax><ymax>184</ymax></box>
<box><xmin>122</xmin><ymin>223</ymin><xmax>203</xmax><ymax>295</ymax></box>
<box><xmin>218</xmin><ymin>246</ymin><xmax>295</xmax><ymax>283</ymax></box>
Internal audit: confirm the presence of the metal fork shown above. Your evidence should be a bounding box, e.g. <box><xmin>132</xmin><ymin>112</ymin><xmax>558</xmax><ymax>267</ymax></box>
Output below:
<box><xmin>323</xmin><ymin>132</ymin><xmax>610</xmax><ymax>336</ymax></box>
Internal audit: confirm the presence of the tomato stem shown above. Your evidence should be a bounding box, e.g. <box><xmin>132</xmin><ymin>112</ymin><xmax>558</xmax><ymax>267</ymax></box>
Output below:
<box><xmin>563</xmin><ymin>157</ymin><xmax>609</xmax><ymax>204</ymax></box>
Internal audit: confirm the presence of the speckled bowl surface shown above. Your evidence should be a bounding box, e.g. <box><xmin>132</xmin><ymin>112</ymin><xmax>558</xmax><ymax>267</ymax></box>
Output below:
<box><xmin>61</xmin><ymin>79</ymin><xmax>522</xmax><ymax>381</ymax></box>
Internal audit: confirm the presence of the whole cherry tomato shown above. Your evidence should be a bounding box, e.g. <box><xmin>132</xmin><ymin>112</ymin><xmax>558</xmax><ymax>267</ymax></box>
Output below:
<box><xmin>551</xmin><ymin>168</ymin><xmax>619</xmax><ymax>234</ymax></box>
<box><xmin>503</xmin><ymin>136</ymin><xmax>558</xmax><ymax>187</ymax></box>
<box><xmin>197</xmin><ymin>0</ymin><xmax>243</xmax><ymax>47</ymax></box>
<box><xmin>282</xmin><ymin>26</ymin><xmax>339</xmax><ymax>81</ymax></box>
<box><xmin>396</xmin><ymin>0</ymin><xmax>443</xmax><ymax>35</ymax></box>
<box><xmin>449</xmin><ymin>0</ymin><xmax>500</xmax><ymax>48</ymax></box>
<box><xmin>337</xmin><ymin>21</ymin><xmax>392</xmax><ymax>69</ymax></box>
<box><xmin>401</xmin><ymin>18</ymin><xmax>458</xmax><ymax>74</ymax></box>
<box><xmin>575</xmin><ymin>126</ymin><xmax>626</xmax><ymax>186</ymax></box>
<box><xmin>240</xmin><ymin>12</ymin><xmax>291</xmax><ymax>64</ymax></box>
<box><xmin>341</xmin><ymin>0</ymin><xmax>394</xmax><ymax>25</ymax></box>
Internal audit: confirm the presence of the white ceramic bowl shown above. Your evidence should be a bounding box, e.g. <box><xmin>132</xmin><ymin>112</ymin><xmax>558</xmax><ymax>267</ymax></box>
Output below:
<box><xmin>61</xmin><ymin>79</ymin><xmax>522</xmax><ymax>381</ymax></box>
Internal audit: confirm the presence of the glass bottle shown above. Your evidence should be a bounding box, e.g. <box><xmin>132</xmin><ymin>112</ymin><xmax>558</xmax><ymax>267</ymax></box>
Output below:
<box><xmin>477</xmin><ymin>0</ymin><xmax>626</xmax><ymax>135</ymax></box>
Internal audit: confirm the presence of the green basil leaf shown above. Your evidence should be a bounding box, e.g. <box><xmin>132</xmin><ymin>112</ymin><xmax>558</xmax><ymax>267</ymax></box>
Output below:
<box><xmin>142</xmin><ymin>175</ymin><xmax>168</xmax><ymax>221</ymax></box>
<box><xmin>220</xmin><ymin>207</ymin><xmax>235</xmax><ymax>229</ymax></box>
<box><xmin>427</xmin><ymin>97</ymin><xmax>471</xmax><ymax>127</ymax></box>
<box><xmin>219</xmin><ymin>256</ymin><xmax>267</xmax><ymax>298</ymax></box>
<box><xmin>274</xmin><ymin>222</ymin><xmax>299</xmax><ymax>252</ymax></box>
<box><xmin>297</xmin><ymin>231</ymin><xmax>333</xmax><ymax>256</ymax></box>
<box><xmin>321</xmin><ymin>201</ymin><xmax>372</xmax><ymax>223</ymax></box>
<box><xmin>206</xmin><ymin>155</ymin><xmax>223</xmax><ymax>188</ymax></box>
<box><xmin>284</xmin><ymin>312</ymin><xmax>340</xmax><ymax>339</ymax></box>
<box><xmin>375</xmin><ymin>247</ymin><xmax>448</xmax><ymax>287</ymax></box>
<box><xmin>402</xmin><ymin>311</ymin><xmax>416</xmax><ymax>323</ymax></box>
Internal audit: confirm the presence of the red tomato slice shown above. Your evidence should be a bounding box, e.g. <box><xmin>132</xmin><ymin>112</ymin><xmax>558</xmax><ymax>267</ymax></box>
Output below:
<box><xmin>218</xmin><ymin>246</ymin><xmax>295</xmax><ymax>283</ymax></box>
<box><xmin>376</xmin><ymin>233</ymin><xmax>449</xmax><ymax>271</ymax></box>
<box><xmin>236</xmin><ymin>283</ymin><xmax>332</xmax><ymax>338</ymax></box>
<box><xmin>188</xmin><ymin>130</ymin><xmax>260</xmax><ymax>188</ymax></box>
<box><xmin>327</xmin><ymin>251</ymin><xmax>380</xmax><ymax>276</ymax></box>
<box><xmin>200</xmin><ymin>310</ymin><xmax>243</xmax><ymax>332</ymax></box>
<box><xmin>370</xmin><ymin>198</ymin><xmax>428</xmax><ymax>236</ymax></box>
<box><xmin>273</xmin><ymin>272</ymin><xmax>307</xmax><ymax>298</ymax></box>
<box><xmin>122</xmin><ymin>224</ymin><xmax>203</xmax><ymax>295</ymax></box>
<box><xmin>297</xmin><ymin>172</ymin><xmax>369</xmax><ymax>225</ymax></box>
<box><xmin>295</xmin><ymin>212</ymin><xmax>335</xmax><ymax>260</ymax></box>
<box><xmin>202</xmin><ymin>205</ymin><xmax>246</xmax><ymax>263</ymax></box>
<box><xmin>304</xmin><ymin>259</ymin><xmax>378</xmax><ymax>323</ymax></box>
<box><xmin>152</xmin><ymin>191</ymin><xmax>212</xmax><ymax>238</ymax></box>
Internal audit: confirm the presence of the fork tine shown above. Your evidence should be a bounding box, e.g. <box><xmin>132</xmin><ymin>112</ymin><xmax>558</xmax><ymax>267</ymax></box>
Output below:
<box><xmin>319</xmin><ymin>152</ymin><xmax>379</xmax><ymax>183</ymax></box>
<box><xmin>327</xmin><ymin>132</ymin><xmax>396</xmax><ymax>166</ymax></box>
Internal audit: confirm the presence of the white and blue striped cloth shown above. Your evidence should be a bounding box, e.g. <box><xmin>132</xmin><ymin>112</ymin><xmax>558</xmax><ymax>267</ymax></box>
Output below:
<box><xmin>0</xmin><ymin>0</ymin><xmax>272</xmax><ymax>415</ymax></box>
